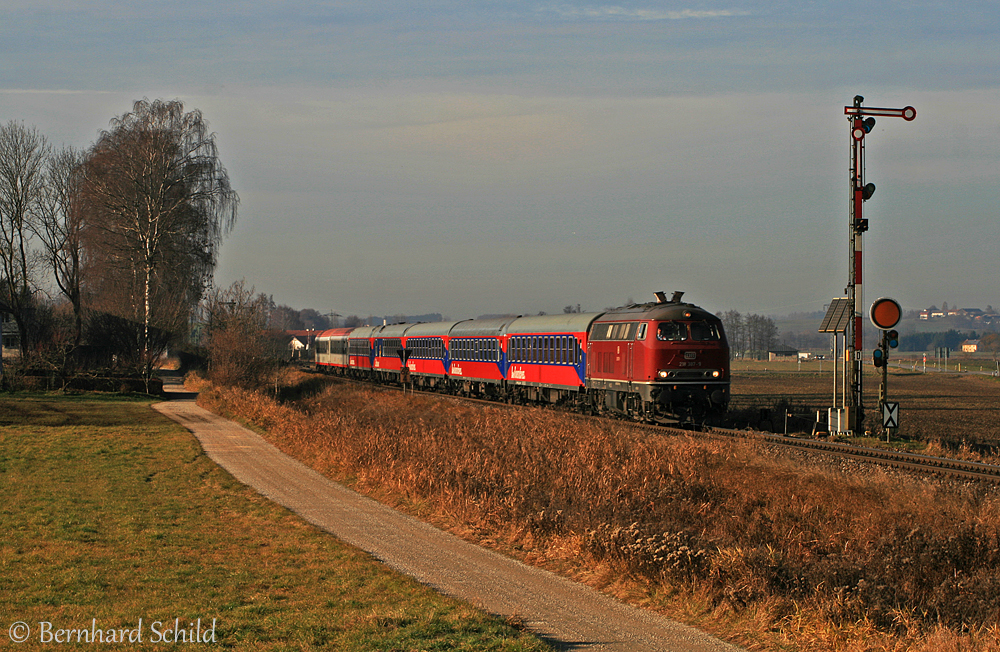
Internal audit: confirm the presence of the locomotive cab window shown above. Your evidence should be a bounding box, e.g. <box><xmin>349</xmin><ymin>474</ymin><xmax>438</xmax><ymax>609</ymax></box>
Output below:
<box><xmin>689</xmin><ymin>321</ymin><xmax>722</xmax><ymax>341</ymax></box>
<box><xmin>656</xmin><ymin>322</ymin><xmax>687</xmax><ymax>341</ymax></box>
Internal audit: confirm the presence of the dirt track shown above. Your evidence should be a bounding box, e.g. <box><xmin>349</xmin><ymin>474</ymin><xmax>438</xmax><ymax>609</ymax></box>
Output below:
<box><xmin>153</xmin><ymin>381</ymin><xmax>743</xmax><ymax>652</ymax></box>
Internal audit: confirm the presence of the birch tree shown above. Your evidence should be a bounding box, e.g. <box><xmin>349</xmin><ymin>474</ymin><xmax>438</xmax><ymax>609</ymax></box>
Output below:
<box><xmin>80</xmin><ymin>99</ymin><xmax>238</xmax><ymax>372</ymax></box>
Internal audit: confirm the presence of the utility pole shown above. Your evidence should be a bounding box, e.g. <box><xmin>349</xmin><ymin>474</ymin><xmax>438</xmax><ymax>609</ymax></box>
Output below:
<box><xmin>843</xmin><ymin>96</ymin><xmax>915</xmax><ymax>433</ymax></box>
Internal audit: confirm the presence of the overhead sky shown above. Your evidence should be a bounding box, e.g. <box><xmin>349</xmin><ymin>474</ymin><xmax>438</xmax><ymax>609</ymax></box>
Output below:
<box><xmin>3</xmin><ymin>1</ymin><xmax>999</xmax><ymax>320</ymax></box>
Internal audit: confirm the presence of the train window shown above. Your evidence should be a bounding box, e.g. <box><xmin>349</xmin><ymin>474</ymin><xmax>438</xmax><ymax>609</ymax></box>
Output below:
<box><xmin>656</xmin><ymin>322</ymin><xmax>687</xmax><ymax>341</ymax></box>
<box><xmin>636</xmin><ymin>323</ymin><xmax>647</xmax><ymax>340</ymax></box>
<box><xmin>690</xmin><ymin>321</ymin><xmax>721</xmax><ymax>341</ymax></box>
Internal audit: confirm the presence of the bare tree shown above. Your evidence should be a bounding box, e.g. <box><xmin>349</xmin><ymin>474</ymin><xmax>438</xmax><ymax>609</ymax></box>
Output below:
<box><xmin>33</xmin><ymin>146</ymin><xmax>87</xmax><ymax>350</ymax></box>
<box><xmin>745</xmin><ymin>313</ymin><xmax>779</xmax><ymax>359</ymax></box>
<box><xmin>80</xmin><ymin>99</ymin><xmax>238</xmax><ymax>373</ymax></box>
<box><xmin>0</xmin><ymin>121</ymin><xmax>50</xmax><ymax>359</ymax></box>
<box><xmin>206</xmin><ymin>280</ymin><xmax>283</xmax><ymax>389</ymax></box>
<box><xmin>721</xmin><ymin>310</ymin><xmax>745</xmax><ymax>359</ymax></box>
<box><xmin>269</xmin><ymin>304</ymin><xmax>304</xmax><ymax>330</ymax></box>
<box><xmin>299</xmin><ymin>308</ymin><xmax>330</xmax><ymax>331</ymax></box>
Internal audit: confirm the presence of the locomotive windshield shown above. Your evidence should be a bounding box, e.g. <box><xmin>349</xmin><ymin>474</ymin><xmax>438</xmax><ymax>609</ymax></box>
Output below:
<box><xmin>656</xmin><ymin>321</ymin><xmax>722</xmax><ymax>342</ymax></box>
<box><xmin>656</xmin><ymin>322</ymin><xmax>686</xmax><ymax>341</ymax></box>
<box><xmin>689</xmin><ymin>321</ymin><xmax>721</xmax><ymax>341</ymax></box>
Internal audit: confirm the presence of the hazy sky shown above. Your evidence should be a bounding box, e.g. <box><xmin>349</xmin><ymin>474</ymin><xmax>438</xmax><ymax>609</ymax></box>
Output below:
<box><xmin>3</xmin><ymin>1</ymin><xmax>998</xmax><ymax>320</ymax></box>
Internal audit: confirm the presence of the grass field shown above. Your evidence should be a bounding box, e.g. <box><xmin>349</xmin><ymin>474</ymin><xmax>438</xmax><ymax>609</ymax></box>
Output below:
<box><xmin>0</xmin><ymin>393</ymin><xmax>550</xmax><ymax>651</ymax></box>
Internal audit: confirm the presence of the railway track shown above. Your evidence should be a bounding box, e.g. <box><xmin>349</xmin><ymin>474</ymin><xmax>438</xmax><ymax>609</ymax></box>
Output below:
<box><xmin>700</xmin><ymin>426</ymin><xmax>1000</xmax><ymax>484</ymax></box>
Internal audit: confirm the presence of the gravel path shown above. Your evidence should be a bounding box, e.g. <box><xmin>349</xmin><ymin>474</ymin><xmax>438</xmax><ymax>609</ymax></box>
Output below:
<box><xmin>153</xmin><ymin>382</ymin><xmax>744</xmax><ymax>652</ymax></box>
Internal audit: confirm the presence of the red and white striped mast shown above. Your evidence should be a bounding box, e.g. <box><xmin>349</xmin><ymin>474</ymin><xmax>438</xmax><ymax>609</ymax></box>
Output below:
<box><xmin>843</xmin><ymin>96</ymin><xmax>915</xmax><ymax>432</ymax></box>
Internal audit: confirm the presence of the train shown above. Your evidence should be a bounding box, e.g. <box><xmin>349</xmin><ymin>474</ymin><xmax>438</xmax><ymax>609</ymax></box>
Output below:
<box><xmin>314</xmin><ymin>291</ymin><xmax>730</xmax><ymax>422</ymax></box>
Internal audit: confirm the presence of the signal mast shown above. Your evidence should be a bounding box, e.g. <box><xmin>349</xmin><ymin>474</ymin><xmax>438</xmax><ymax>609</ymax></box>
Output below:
<box><xmin>843</xmin><ymin>96</ymin><xmax>915</xmax><ymax>432</ymax></box>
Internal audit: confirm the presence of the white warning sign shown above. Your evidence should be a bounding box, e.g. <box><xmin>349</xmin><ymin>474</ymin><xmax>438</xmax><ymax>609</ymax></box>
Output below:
<box><xmin>883</xmin><ymin>402</ymin><xmax>899</xmax><ymax>429</ymax></box>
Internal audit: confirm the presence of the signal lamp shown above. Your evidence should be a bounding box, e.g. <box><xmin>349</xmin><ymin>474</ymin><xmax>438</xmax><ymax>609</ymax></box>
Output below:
<box><xmin>873</xmin><ymin>348</ymin><xmax>885</xmax><ymax>368</ymax></box>
<box><xmin>863</xmin><ymin>117</ymin><xmax>876</xmax><ymax>133</ymax></box>
<box><xmin>887</xmin><ymin>330</ymin><xmax>899</xmax><ymax>349</ymax></box>
<box><xmin>862</xmin><ymin>182</ymin><xmax>876</xmax><ymax>200</ymax></box>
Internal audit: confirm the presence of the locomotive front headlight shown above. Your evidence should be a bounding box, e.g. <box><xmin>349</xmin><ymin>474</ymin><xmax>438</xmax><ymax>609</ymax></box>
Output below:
<box><xmin>657</xmin><ymin>369</ymin><xmax>669</xmax><ymax>379</ymax></box>
<box><xmin>710</xmin><ymin>370</ymin><xmax>721</xmax><ymax>378</ymax></box>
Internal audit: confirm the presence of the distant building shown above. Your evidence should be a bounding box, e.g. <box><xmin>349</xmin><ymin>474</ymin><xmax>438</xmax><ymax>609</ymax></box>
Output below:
<box><xmin>768</xmin><ymin>346</ymin><xmax>799</xmax><ymax>361</ymax></box>
<box><xmin>962</xmin><ymin>340</ymin><xmax>980</xmax><ymax>353</ymax></box>
<box><xmin>286</xmin><ymin>330</ymin><xmax>318</xmax><ymax>359</ymax></box>
<box><xmin>1</xmin><ymin>312</ymin><xmax>18</xmax><ymax>358</ymax></box>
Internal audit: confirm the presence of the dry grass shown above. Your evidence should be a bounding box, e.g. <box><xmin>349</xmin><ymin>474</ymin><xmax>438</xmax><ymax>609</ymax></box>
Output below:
<box><xmin>196</xmin><ymin>372</ymin><xmax>1000</xmax><ymax>651</ymax></box>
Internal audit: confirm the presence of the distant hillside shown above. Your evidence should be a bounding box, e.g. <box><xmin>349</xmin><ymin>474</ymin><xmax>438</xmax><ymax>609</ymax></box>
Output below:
<box><xmin>773</xmin><ymin>308</ymin><xmax>997</xmax><ymax>353</ymax></box>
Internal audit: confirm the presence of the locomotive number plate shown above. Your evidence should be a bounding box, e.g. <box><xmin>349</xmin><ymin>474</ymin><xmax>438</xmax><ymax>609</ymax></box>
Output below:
<box><xmin>684</xmin><ymin>351</ymin><xmax>697</xmax><ymax>360</ymax></box>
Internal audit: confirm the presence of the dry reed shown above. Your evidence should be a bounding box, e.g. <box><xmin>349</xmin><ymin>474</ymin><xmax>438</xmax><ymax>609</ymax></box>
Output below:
<box><xmin>196</xmin><ymin>374</ymin><xmax>1000</xmax><ymax>652</ymax></box>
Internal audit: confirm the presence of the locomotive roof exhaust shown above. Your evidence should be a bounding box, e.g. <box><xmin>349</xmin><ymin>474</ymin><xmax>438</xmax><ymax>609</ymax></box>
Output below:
<box><xmin>654</xmin><ymin>291</ymin><xmax>684</xmax><ymax>304</ymax></box>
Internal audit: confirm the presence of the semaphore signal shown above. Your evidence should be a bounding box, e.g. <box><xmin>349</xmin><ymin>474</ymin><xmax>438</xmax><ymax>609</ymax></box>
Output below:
<box><xmin>842</xmin><ymin>96</ymin><xmax>915</xmax><ymax>433</ymax></box>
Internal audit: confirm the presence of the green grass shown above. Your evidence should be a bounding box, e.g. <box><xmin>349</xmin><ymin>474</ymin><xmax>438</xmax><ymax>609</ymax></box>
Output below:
<box><xmin>0</xmin><ymin>394</ymin><xmax>550</xmax><ymax>651</ymax></box>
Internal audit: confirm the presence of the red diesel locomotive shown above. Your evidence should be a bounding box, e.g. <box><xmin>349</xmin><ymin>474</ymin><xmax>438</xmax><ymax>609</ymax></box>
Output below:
<box><xmin>315</xmin><ymin>291</ymin><xmax>729</xmax><ymax>421</ymax></box>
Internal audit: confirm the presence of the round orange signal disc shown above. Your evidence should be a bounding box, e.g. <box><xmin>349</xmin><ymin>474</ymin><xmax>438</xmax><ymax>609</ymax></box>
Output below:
<box><xmin>870</xmin><ymin>297</ymin><xmax>902</xmax><ymax>330</ymax></box>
